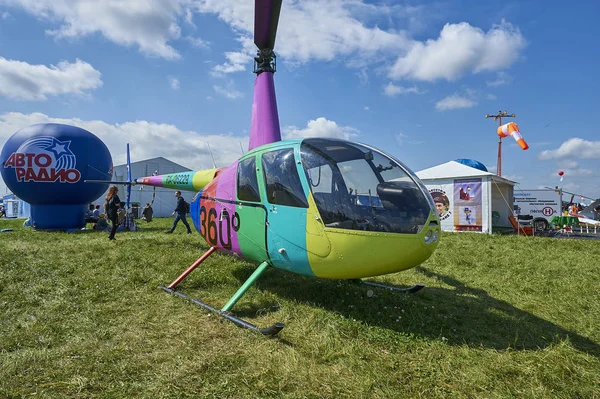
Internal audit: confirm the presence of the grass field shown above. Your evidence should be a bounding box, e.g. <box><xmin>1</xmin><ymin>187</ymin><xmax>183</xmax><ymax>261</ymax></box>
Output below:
<box><xmin>1</xmin><ymin>217</ymin><xmax>599</xmax><ymax>398</ymax></box>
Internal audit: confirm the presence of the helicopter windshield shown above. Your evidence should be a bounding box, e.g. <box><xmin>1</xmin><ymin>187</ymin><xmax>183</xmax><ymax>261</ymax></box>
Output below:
<box><xmin>300</xmin><ymin>138</ymin><xmax>432</xmax><ymax>234</ymax></box>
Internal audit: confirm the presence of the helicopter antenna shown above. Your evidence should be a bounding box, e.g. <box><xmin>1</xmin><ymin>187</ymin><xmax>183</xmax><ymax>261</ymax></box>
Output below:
<box><xmin>239</xmin><ymin>141</ymin><xmax>245</xmax><ymax>155</ymax></box>
<box><xmin>485</xmin><ymin>110</ymin><xmax>515</xmax><ymax>177</ymax></box>
<box><xmin>206</xmin><ymin>142</ymin><xmax>217</xmax><ymax>168</ymax></box>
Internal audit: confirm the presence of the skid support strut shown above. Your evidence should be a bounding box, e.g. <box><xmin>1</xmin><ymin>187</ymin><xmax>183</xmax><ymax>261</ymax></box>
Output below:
<box><xmin>160</xmin><ymin>257</ymin><xmax>284</xmax><ymax>336</ymax></box>
<box><xmin>222</xmin><ymin>261</ymin><xmax>269</xmax><ymax>312</ymax></box>
<box><xmin>168</xmin><ymin>246</ymin><xmax>216</xmax><ymax>289</ymax></box>
<box><xmin>355</xmin><ymin>279</ymin><xmax>425</xmax><ymax>294</ymax></box>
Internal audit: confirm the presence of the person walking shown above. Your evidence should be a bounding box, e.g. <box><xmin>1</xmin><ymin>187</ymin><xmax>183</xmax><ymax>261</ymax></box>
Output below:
<box><xmin>165</xmin><ymin>190</ymin><xmax>192</xmax><ymax>234</ymax></box>
<box><xmin>105</xmin><ymin>186</ymin><xmax>121</xmax><ymax>240</ymax></box>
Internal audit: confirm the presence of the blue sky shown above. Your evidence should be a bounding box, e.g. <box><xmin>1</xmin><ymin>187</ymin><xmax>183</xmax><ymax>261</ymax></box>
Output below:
<box><xmin>1</xmin><ymin>0</ymin><xmax>599</xmax><ymax>200</ymax></box>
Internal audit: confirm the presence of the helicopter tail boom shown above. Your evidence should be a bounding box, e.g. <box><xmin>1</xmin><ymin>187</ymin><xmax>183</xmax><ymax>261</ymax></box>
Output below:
<box><xmin>135</xmin><ymin>168</ymin><xmax>221</xmax><ymax>193</ymax></box>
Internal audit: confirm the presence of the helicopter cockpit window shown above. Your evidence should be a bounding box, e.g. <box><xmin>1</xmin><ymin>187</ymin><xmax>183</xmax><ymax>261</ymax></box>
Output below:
<box><xmin>300</xmin><ymin>138</ymin><xmax>431</xmax><ymax>234</ymax></box>
<box><xmin>262</xmin><ymin>148</ymin><xmax>309</xmax><ymax>208</ymax></box>
<box><xmin>237</xmin><ymin>156</ymin><xmax>261</xmax><ymax>202</ymax></box>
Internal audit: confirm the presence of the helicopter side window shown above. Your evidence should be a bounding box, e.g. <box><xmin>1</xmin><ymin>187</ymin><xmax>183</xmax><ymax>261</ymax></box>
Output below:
<box><xmin>236</xmin><ymin>157</ymin><xmax>261</xmax><ymax>202</ymax></box>
<box><xmin>262</xmin><ymin>149</ymin><xmax>309</xmax><ymax>208</ymax></box>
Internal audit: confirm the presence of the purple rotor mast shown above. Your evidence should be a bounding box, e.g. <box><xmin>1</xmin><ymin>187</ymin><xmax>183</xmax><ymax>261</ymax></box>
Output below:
<box><xmin>248</xmin><ymin>0</ymin><xmax>283</xmax><ymax>151</ymax></box>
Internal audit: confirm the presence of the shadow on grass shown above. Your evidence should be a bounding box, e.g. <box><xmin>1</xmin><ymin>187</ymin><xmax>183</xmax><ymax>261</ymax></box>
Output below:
<box><xmin>225</xmin><ymin>266</ymin><xmax>600</xmax><ymax>356</ymax></box>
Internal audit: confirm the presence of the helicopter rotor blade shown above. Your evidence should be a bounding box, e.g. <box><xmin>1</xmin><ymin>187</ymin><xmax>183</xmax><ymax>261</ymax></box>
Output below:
<box><xmin>254</xmin><ymin>0</ymin><xmax>283</xmax><ymax>51</ymax></box>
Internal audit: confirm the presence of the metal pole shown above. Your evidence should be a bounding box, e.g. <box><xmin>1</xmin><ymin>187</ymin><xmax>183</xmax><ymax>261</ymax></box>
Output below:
<box><xmin>497</xmin><ymin>117</ymin><xmax>502</xmax><ymax>177</ymax></box>
<box><xmin>486</xmin><ymin>111</ymin><xmax>515</xmax><ymax>178</ymax></box>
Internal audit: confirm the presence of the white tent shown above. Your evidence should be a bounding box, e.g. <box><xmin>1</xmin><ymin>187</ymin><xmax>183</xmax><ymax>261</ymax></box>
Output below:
<box><xmin>416</xmin><ymin>161</ymin><xmax>516</xmax><ymax>234</ymax></box>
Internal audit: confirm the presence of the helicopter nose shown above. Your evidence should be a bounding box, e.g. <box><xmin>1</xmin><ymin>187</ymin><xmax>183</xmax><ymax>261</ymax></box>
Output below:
<box><xmin>308</xmin><ymin>220</ymin><xmax>440</xmax><ymax>280</ymax></box>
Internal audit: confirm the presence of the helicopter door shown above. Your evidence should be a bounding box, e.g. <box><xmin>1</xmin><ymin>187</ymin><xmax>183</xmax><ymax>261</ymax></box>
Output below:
<box><xmin>260</xmin><ymin>148</ymin><xmax>316</xmax><ymax>275</ymax></box>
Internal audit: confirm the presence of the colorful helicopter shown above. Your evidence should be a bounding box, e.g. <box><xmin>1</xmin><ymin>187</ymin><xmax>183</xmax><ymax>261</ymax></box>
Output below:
<box><xmin>88</xmin><ymin>0</ymin><xmax>441</xmax><ymax>336</ymax></box>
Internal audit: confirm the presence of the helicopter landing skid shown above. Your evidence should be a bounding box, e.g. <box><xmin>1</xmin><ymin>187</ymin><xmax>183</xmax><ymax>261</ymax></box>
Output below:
<box><xmin>159</xmin><ymin>286</ymin><xmax>285</xmax><ymax>336</ymax></box>
<box><xmin>355</xmin><ymin>279</ymin><xmax>425</xmax><ymax>294</ymax></box>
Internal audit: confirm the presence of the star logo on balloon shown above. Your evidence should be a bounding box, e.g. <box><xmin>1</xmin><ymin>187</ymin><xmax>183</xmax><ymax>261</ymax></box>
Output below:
<box><xmin>45</xmin><ymin>138</ymin><xmax>74</xmax><ymax>160</ymax></box>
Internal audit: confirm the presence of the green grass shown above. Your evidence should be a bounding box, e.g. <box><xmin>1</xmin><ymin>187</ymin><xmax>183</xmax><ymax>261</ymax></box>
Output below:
<box><xmin>1</xmin><ymin>217</ymin><xmax>599</xmax><ymax>398</ymax></box>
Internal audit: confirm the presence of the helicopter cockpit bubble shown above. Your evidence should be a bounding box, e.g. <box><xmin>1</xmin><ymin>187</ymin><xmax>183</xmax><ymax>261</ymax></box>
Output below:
<box><xmin>300</xmin><ymin>138</ymin><xmax>432</xmax><ymax>234</ymax></box>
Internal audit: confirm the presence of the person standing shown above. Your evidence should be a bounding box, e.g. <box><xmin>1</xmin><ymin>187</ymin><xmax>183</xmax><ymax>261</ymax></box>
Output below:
<box><xmin>85</xmin><ymin>204</ymin><xmax>98</xmax><ymax>225</ymax></box>
<box><xmin>165</xmin><ymin>190</ymin><xmax>191</xmax><ymax>234</ymax></box>
<box><xmin>105</xmin><ymin>186</ymin><xmax>121</xmax><ymax>240</ymax></box>
<box><xmin>141</xmin><ymin>203</ymin><xmax>153</xmax><ymax>222</ymax></box>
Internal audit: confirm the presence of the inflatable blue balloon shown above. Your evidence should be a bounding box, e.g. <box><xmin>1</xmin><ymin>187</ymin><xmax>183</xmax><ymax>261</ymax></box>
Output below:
<box><xmin>455</xmin><ymin>158</ymin><xmax>488</xmax><ymax>172</ymax></box>
<box><xmin>0</xmin><ymin>123</ymin><xmax>112</xmax><ymax>229</ymax></box>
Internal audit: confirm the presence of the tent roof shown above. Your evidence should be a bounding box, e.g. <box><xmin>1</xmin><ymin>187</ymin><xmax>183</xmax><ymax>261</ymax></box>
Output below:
<box><xmin>416</xmin><ymin>161</ymin><xmax>516</xmax><ymax>185</ymax></box>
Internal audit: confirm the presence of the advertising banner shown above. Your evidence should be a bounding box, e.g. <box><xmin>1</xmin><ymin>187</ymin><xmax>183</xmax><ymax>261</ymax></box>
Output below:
<box><xmin>453</xmin><ymin>178</ymin><xmax>482</xmax><ymax>232</ymax></box>
<box><xmin>429</xmin><ymin>185</ymin><xmax>454</xmax><ymax>232</ymax></box>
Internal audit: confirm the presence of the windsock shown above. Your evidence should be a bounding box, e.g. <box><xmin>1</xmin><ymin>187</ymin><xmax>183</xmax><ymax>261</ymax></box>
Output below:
<box><xmin>497</xmin><ymin>122</ymin><xmax>529</xmax><ymax>150</ymax></box>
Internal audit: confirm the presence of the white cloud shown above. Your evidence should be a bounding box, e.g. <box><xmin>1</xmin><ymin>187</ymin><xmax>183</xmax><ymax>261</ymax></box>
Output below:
<box><xmin>1</xmin><ymin>0</ymin><xmax>192</xmax><ymax>59</ymax></box>
<box><xmin>383</xmin><ymin>82</ymin><xmax>421</xmax><ymax>97</ymax></box>
<box><xmin>486</xmin><ymin>71</ymin><xmax>511</xmax><ymax>87</ymax></box>
<box><xmin>396</xmin><ymin>132</ymin><xmax>407</xmax><ymax>146</ymax></box>
<box><xmin>211</xmin><ymin>47</ymin><xmax>254</xmax><ymax>75</ymax></box>
<box><xmin>0</xmin><ymin>112</ymin><xmax>248</xmax><ymax>171</ymax></box>
<box><xmin>364</xmin><ymin>106</ymin><xmax>369</xmax><ymax>111</ymax></box>
<box><xmin>283</xmin><ymin>117</ymin><xmax>358</xmax><ymax>140</ymax></box>
<box><xmin>435</xmin><ymin>94</ymin><xmax>476</xmax><ymax>111</ymax></box>
<box><xmin>168</xmin><ymin>76</ymin><xmax>180</xmax><ymax>89</ymax></box>
<box><xmin>538</xmin><ymin>138</ymin><xmax>600</xmax><ymax>160</ymax></box>
<box><xmin>0</xmin><ymin>57</ymin><xmax>102</xmax><ymax>100</ymax></box>
<box><xmin>213</xmin><ymin>80</ymin><xmax>243</xmax><ymax>99</ymax></box>
<box><xmin>356</xmin><ymin>69</ymin><xmax>369</xmax><ymax>85</ymax></box>
<box><xmin>396</xmin><ymin>132</ymin><xmax>424</xmax><ymax>146</ymax></box>
<box><xmin>560</xmin><ymin>160</ymin><xmax>579</xmax><ymax>169</ymax></box>
<box><xmin>185</xmin><ymin>36</ymin><xmax>210</xmax><ymax>48</ymax></box>
<box><xmin>2</xmin><ymin>1</ymin><xmax>527</xmax><ymax>82</ymax></box>
<box><xmin>487</xmin><ymin>93</ymin><xmax>497</xmax><ymax>100</ymax></box>
<box><xmin>1</xmin><ymin>10</ymin><xmax>10</xmax><ymax>18</ymax></box>
<box><xmin>184</xmin><ymin>7</ymin><xmax>194</xmax><ymax>26</ymax></box>
<box><xmin>389</xmin><ymin>20</ymin><xmax>526</xmax><ymax>81</ymax></box>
